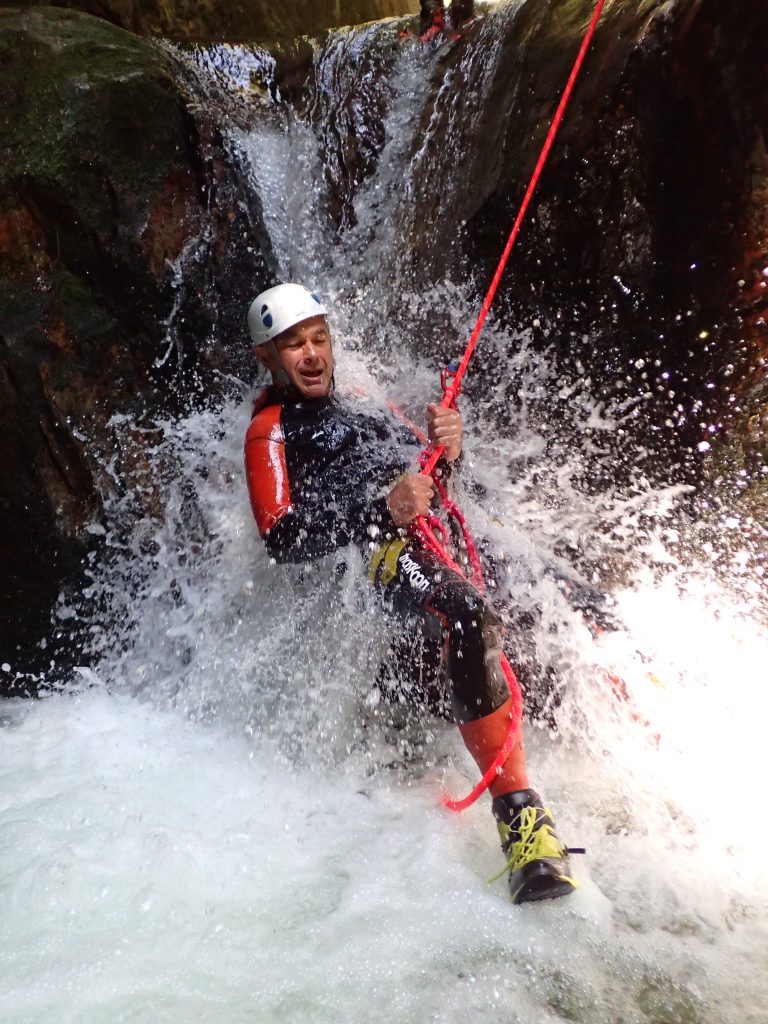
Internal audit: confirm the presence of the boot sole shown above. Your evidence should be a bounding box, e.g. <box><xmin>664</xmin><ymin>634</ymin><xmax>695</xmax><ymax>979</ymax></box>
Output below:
<box><xmin>511</xmin><ymin>862</ymin><xmax>577</xmax><ymax>905</ymax></box>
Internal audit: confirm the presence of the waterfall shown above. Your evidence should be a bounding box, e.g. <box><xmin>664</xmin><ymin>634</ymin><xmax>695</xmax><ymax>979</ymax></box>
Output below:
<box><xmin>2</xmin><ymin>12</ymin><xmax>767</xmax><ymax>1023</ymax></box>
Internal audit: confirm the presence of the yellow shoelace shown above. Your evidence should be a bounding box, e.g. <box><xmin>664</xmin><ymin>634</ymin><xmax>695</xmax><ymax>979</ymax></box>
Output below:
<box><xmin>489</xmin><ymin>806</ymin><xmax>572</xmax><ymax>885</ymax></box>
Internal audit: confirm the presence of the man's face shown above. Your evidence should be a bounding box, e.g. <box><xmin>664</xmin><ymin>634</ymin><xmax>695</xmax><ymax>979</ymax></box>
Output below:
<box><xmin>256</xmin><ymin>315</ymin><xmax>335</xmax><ymax>399</ymax></box>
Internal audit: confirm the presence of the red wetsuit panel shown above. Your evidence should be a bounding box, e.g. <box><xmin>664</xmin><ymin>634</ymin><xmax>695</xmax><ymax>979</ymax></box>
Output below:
<box><xmin>244</xmin><ymin>404</ymin><xmax>292</xmax><ymax>536</ymax></box>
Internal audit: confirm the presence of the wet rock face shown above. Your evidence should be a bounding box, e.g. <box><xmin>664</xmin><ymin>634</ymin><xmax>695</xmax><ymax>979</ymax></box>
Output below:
<box><xmin>0</xmin><ymin>7</ymin><xmax>270</xmax><ymax>685</ymax></box>
<box><xmin>306</xmin><ymin>22</ymin><xmax>405</xmax><ymax>230</ymax></box>
<box><xmin>452</xmin><ymin>0</ymin><xmax>767</xmax><ymax>485</ymax></box>
<box><xmin>307</xmin><ymin>0</ymin><xmax>766</xmax><ymax>502</ymax></box>
<box><xmin>0</xmin><ymin>0</ymin><xmax>419</xmax><ymax>41</ymax></box>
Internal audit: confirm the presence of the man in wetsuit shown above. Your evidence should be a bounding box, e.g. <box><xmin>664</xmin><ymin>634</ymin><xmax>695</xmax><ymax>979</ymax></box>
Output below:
<box><xmin>244</xmin><ymin>283</ymin><xmax>576</xmax><ymax>904</ymax></box>
<box><xmin>420</xmin><ymin>0</ymin><xmax>474</xmax><ymax>41</ymax></box>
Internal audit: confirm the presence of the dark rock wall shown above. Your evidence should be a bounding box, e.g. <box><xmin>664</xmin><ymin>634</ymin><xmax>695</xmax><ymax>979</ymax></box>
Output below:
<box><xmin>0</xmin><ymin>7</ymin><xmax>271</xmax><ymax>681</ymax></box>
<box><xmin>0</xmin><ymin>0</ymin><xmax>419</xmax><ymax>41</ymax></box>
<box><xmin>458</xmin><ymin>0</ymin><xmax>767</xmax><ymax>470</ymax></box>
<box><xmin>313</xmin><ymin>0</ymin><xmax>765</xmax><ymax>499</ymax></box>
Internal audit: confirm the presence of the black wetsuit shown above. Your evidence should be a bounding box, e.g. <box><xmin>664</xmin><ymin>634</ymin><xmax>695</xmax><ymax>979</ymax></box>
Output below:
<box><xmin>245</xmin><ymin>386</ymin><xmax>508</xmax><ymax>726</ymax></box>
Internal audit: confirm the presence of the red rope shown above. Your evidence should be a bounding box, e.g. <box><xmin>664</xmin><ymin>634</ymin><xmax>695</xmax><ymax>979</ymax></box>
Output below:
<box><xmin>414</xmin><ymin>0</ymin><xmax>607</xmax><ymax>810</ymax></box>
<box><xmin>421</xmin><ymin>0</ymin><xmax>607</xmax><ymax>479</ymax></box>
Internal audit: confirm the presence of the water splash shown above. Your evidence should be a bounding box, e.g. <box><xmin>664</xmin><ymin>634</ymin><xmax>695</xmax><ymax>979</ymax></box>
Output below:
<box><xmin>2</xmin><ymin>13</ymin><xmax>768</xmax><ymax>1024</ymax></box>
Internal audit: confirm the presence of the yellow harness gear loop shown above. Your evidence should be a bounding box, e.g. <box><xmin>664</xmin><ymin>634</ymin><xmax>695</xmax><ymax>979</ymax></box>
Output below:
<box><xmin>368</xmin><ymin>538</ymin><xmax>409</xmax><ymax>586</ymax></box>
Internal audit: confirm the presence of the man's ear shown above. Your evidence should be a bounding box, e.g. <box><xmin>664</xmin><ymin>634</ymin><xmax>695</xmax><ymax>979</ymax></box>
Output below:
<box><xmin>253</xmin><ymin>345</ymin><xmax>274</xmax><ymax>372</ymax></box>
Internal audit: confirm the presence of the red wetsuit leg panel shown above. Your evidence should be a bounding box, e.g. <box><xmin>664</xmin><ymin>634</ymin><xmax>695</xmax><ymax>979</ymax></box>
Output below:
<box><xmin>459</xmin><ymin>697</ymin><xmax>529</xmax><ymax>798</ymax></box>
<box><xmin>244</xmin><ymin>405</ymin><xmax>292</xmax><ymax>536</ymax></box>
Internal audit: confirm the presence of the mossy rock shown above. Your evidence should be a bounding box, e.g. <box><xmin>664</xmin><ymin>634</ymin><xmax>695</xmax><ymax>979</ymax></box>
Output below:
<box><xmin>0</xmin><ymin>7</ymin><xmax>270</xmax><ymax>684</ymax></box>
<box><xmin>0</xmin><ymin>7</ymin><xmax>196</xmax><ymax>320</ymax></box>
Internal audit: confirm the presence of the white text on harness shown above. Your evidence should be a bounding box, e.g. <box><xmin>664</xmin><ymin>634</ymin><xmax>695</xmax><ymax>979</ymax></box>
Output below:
<box><xmin>399</xmin><ymin>551</ymin><xmax>431</xmax><ymax>594</ymax></box>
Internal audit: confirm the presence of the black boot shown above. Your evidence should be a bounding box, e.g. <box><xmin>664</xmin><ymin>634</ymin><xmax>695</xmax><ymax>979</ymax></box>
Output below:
<box><xmin>449</xmin><ymin>0</ymin><xmax>475</xmax><ymax>31</ymax></box>
<box><xmin>492</xmin><ymin>789</ymin><xmax>579</xmax><ymax>904</ymax></box>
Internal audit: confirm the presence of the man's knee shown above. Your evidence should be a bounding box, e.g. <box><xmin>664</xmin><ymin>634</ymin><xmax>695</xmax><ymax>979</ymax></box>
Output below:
<box><xmin>426</xmin><ymin>580</ymin><xmax>508</xmax><ymax>721</ymax></box>
<box><xmin>429</xmin><ymin>582</ymin><xmax>501</xmax><ymax>645</ymax></box>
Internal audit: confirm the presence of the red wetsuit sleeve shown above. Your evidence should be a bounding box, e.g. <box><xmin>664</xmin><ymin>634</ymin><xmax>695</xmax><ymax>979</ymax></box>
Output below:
<box><xmin>244</xmin><ymin>405</ymin><xmax>291</xmax><ymax>536</ymax></box>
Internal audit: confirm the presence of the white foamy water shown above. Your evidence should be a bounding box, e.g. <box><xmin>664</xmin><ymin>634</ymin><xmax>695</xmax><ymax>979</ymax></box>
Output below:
<box><xmin>3</xmin><ymin>16</ymin><xmax>768</xmax><ymax>1024</ymax></box>
<box><xmin>2</xmin><ymin>385</ymin><xmax>768</xmax><ymax>1023</ymax></box>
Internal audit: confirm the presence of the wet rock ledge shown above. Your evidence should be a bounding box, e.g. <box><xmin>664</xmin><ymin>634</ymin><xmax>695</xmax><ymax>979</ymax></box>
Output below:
<box><xmin>0</xmin><ymin>0</ymin><xmax>419</xmax><ymax>41</ymax></box>
<box><xmin>0</xmin><ymin>7</ymin><xmax>270</xmax><ymax>685</ymax></box>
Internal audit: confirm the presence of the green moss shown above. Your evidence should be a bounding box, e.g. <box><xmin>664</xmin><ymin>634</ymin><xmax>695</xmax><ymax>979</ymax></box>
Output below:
<box><xmin>0</xmin><ymin>7</ymin><xmax>189</xmax><ymax>240</ymax></box>
<box><xmin>49</xmin><ymin>263</ymin><xmax>119</xmax><ymax>340</ymax></box>
<box><xmin>0</xmin><ymin>281</ymin><xmax>49</xmax><ymax>338</ymax></box>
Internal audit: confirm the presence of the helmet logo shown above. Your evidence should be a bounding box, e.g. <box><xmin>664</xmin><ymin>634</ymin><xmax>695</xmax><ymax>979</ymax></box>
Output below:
<box><xmin>311</xmin><ymin>293</ymin><xmax>322</xmax><ymax>305</ymax></box>
<box><xmin>260</xmin><ymin>303</ymin><xmax>273</xmax><ymax>329</ymax></box>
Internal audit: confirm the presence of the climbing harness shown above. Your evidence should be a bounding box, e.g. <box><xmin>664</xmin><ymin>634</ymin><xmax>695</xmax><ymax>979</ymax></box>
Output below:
<box><xmin>411</xmin><ymin>0</ymin><xmax>608</xmax><ymax>812</ymax></box>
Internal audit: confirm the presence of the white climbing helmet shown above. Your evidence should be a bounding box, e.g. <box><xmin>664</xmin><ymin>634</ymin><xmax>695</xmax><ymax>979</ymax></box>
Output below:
<box><xmin>247</xmin><ymin>283</ymin><xmax>328</xmax><ymax>347</ymax></box>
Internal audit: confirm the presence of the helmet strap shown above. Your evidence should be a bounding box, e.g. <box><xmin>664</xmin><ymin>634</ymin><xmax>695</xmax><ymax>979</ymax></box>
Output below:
<box><xmin>266</xmin><ymin>339</ymin><xmax>291</xmax><ymax>389</ymax></box>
